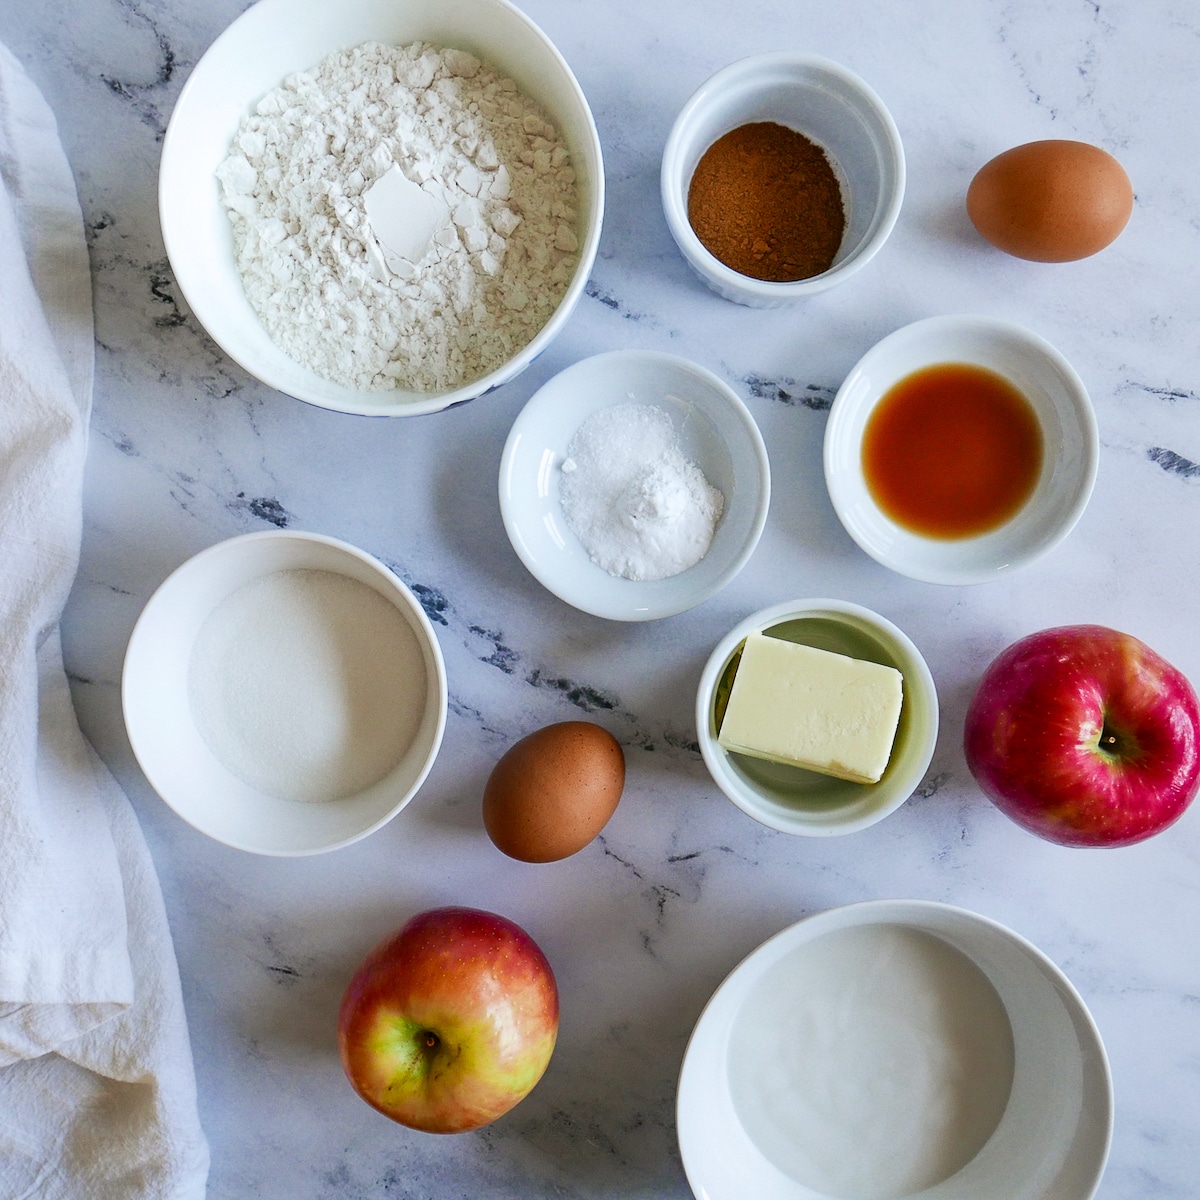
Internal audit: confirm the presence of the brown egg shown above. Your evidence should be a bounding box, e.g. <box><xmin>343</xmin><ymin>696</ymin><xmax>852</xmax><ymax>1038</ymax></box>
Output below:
<box><xmin>483</xmin><ymin>721</ymin><xmax>625</xmax><ymax>863</ymax></box>
<box><xmin>966</xmin><ymin>139</ymin><xmax>1133</xmax><ymax>262</ymax></box>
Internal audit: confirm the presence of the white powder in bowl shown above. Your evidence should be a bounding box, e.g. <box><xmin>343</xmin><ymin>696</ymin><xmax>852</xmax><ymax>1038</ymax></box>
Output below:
<box><xmin>216</xmin><ymin>41</ymin><xmax>580</xmax><ymax>394</ymax></box>
<box><xmin>559</xmin><ymin>403</ymin><xmax>725</xmax><ymax>581</ymax></box>
<box><xmin>188</xmin><ymin>569</ymin><xmax>427</xmax><ymax>804</ymax></box>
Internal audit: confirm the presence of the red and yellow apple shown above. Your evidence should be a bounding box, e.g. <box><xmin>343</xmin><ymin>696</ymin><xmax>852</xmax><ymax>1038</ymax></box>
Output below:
<box><xmin>964</xmin><ymin>624</ymin><xmax>1200</xmax><ymax>847</ymax></box>
<box><xmin>337</xmin><ymin>906</ymin><xmax>558</xmax><ymax>1133</ymax></box>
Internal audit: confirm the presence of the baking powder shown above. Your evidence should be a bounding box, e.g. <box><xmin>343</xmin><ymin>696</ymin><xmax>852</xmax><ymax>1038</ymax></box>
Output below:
<box><xmin>559</xmin><ymin>403</ymin><xmax>725</xmax><ymax>581</ymax></box>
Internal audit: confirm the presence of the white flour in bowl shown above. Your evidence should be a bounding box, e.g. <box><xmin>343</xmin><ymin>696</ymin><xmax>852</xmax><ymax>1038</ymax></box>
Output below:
<box><xmin>216</xmin><ymin>41</ymin><xmax>580</xmax><ymax>393</ymax></box>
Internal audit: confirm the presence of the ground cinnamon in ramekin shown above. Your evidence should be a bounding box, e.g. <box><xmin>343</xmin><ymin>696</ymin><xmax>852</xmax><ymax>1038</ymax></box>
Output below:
<box><xmin>688</xmin><ymin>121</ymin><xmax>845</xmax><ymax>282</ymax></box>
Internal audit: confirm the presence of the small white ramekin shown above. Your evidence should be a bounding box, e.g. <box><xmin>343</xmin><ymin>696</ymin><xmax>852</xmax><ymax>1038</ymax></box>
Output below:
<box><xmin>499</xmin><ymin>349</ymin><xmax>771</xmax><ymax>621</ymax></box>
<box><xmin>661</xmin><ymin>52</ymin><xmax>905</xmax><ymax>307</ymax></box>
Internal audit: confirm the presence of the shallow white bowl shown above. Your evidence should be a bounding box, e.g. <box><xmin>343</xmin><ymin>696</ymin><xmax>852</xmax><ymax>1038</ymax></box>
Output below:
<box><xmin>661</xmin><ymin>52</ymin><xmax>904</xmax><ymax>307</ymax></box>
<box><xmin>499</xmin><ymin>350</ymin><xmax>770</xmax><ymax>621</ymax></box>
<box><xmin>824</xmin><ymin>315</ymin><xmax>1099</xmax><ymax>585</ymax></box>
<box><xmin>696</xmin><ymin>599</ymin><xmax>938</xmax><ymax>835</ymax></box>
<box><xmin>159</xmin><ymin>0</ymin><xmax>604</xmax><ymax>416</ymax></box>
<box><xmin>678</xmin><ymin>899</ymin><xmax>1113</xmax><ymax>1200</ymax></box>
<box><xmin>122</xmin><ymin>531</ymin><xmax>447</xmax><ymax>855</ymax></box>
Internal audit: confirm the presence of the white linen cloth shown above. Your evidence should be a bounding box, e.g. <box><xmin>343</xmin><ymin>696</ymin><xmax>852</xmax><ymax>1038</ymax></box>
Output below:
<box><xmin>0</xmin><ymin>41</ymin><xmax>209</xmax><ymax>1199</ymax></box>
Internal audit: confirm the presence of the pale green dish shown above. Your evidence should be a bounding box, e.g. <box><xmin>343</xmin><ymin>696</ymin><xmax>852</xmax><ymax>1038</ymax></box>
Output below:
<box><xmin>698</xmin><ymin>599</ymin><xmax>939</xmax><ymax>835</ymax></box>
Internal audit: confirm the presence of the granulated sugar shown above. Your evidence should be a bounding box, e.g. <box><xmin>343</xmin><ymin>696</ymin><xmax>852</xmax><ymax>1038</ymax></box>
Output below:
<box><xmin>559</xmin><ymin>403</ymin><xmax>725</xmax><ymax>581</ymax></box>
<box><xmin>216</xmin><ymin>41</ymin><xmax>580</xmax><ymax>393</ymax></box>
<box><xmin>188</xmin><ymin>569</ymin><xmax>427</xmax><ymax>803</ymax></box>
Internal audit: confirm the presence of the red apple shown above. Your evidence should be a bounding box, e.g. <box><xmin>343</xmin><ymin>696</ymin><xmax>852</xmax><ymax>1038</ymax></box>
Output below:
<box><xmin>337</xmin><ymin>906</ymin><xmax>558</xmax><ymax>1133</ymax></box>
<box><xmin>964</xmin><ymin>625</ymin><xmax>1200</xmax><ymax>846</ymax></box>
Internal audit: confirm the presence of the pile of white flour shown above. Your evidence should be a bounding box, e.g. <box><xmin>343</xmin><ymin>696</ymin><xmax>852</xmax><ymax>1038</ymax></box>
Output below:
<box><xmin>216</xmin><ymin>41</ymin><xmax>580</xmax><ymax>393</ymax></box>
<box><xmin>559</xmin><ymin>404</ymin><xmax>725</xmax><ymax>581</ymax></box>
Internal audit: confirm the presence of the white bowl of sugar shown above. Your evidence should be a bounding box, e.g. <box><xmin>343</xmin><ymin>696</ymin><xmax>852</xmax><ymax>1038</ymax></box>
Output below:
<box><xmin>159</xmin><ymin>0</ymin><xmax>604</xmax><ymax>416</ymax></box>
<box><xmin>122</xmin><ymin>531</ymin><xmax>447</xmax><ymax>855</ymax></box>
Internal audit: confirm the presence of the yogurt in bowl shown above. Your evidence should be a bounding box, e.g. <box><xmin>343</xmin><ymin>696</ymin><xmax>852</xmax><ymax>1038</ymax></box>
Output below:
<box><xmin>678</xmin><ymin>900</ymin><xmax>1113</xmax><ymax>1200</ymax></box>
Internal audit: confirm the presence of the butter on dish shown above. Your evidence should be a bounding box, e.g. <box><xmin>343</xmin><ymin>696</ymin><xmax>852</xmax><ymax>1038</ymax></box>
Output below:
<box><xmin>717</xmin><ymin>632</ymin><xmax>904</xmax><ymax>784</ymax></box>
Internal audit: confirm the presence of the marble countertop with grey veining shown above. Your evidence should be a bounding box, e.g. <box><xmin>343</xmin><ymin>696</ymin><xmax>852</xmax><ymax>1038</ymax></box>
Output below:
<box><xmin>4</xmin><ymin>1</ymin><xmax>1200</xmax><ymax>1196</ymax></box>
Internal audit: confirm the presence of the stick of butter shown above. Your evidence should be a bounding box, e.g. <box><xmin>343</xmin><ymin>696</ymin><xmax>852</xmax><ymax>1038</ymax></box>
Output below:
<box><xmin>717</xmin><ymin>632</ymin><xmax>903</xmax><ymax>784</ymax></box>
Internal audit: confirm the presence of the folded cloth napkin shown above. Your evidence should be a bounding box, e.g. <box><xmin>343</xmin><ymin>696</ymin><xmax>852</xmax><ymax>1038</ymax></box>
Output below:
<box><xmin>0</xmin><ymin>42</ymin><xmax>209</xmax><ymax>1199</ymax></box>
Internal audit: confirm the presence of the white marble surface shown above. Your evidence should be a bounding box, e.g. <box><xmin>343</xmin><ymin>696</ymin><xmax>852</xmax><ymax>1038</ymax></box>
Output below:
<box><xmin>3</xmin><ymin>1</ymin><xmax>1199</xmax><ymax>1196</ymax></box>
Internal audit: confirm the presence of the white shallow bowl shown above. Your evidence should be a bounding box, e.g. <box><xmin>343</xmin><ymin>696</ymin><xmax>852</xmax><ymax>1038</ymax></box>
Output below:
<box><xmin>696</xmin><ymin>599</ymin><xmax>938</xmax><ymax>835</ymax></box>
<box><xmin>824</xmin><ymin>315</ymin><xmax>1099</xmax><ymax>585</ymax></box>
<box><xmin>499</xmin><ymin>349</ymin><xmax>771</xmax><ymax>621</ymax></box>
<box><xmin>159</xmin><ymin>0</ymin><xmax>604</xmax><ymax>416</ymax></box>
<box><xmin>678</xmin><ymin>899</ymin><xmax>1113</xmax><ymax>1200</ymax></box>
<box><xmin>122</xmin><ymin>531</ymin><xmax>447</xmax><ymax>855</ymax></box>
<box><xmin>661</xmin><ymin>52</ymin><xmax>905</xmax><ymax>307</ymax></box>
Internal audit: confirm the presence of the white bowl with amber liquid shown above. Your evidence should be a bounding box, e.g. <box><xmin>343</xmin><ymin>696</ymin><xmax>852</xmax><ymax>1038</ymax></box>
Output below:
<box><xmin>824</xmin><ymin>315</ymin><xmax>1099</xmax><ymax>585</ymax></box>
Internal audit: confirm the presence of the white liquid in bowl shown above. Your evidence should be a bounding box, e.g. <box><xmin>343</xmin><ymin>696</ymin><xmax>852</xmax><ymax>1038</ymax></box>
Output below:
<box><xmin>728</xmin><ymin>924</ymin><xmax>1015</xmax><ymax>1199</ymax></box>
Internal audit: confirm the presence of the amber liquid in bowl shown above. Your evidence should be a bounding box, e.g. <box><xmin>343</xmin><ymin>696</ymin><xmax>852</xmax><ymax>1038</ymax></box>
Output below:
<box><xmin>861</xmin><ymin>363</ymin><xmax>1043</xmax><ymax>540</ymax></box>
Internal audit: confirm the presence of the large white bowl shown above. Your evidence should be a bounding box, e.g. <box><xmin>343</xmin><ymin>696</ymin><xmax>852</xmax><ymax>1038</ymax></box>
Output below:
<box><xmin>696</xmin><ymin>598</ymin><xmax>938</xmax><ymax>835</ymax></box>
<box><xmin>824</xmin><ymin>315</ymin><xmax>1099</xmax><ymax>585</ymax></box>
<box><xmin>678</xmin><ymin>900</ymin><xmax>1113</xmax><ymax>1200</ymax></box>
<box><xmin>159</xmin><ymin>0</ymin><xmax>604</xmax><ymax>416</ymax></box>
<box><xmin>122</xmin><ymin>531</ymin><xmax>447</xmax><ymax>855</ymax></box>
<box><xmin>661</xmin><ymin>53</ymin><xmax>905</xmax><ymax>307</ymax></box>
<box><xmin>499</xmin><ymin>350</ymin><xmax>771</xmax><ymax>621</ymax></box>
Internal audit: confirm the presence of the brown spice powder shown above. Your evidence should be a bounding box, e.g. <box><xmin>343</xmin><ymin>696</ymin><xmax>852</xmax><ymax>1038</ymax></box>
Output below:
<box><xmin>688</xmin><ymin>122</ymin><xmax>845</xmax><ymax>282</ymax></box>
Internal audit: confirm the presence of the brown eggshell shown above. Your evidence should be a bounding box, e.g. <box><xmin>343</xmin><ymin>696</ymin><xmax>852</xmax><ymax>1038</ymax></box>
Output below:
<box><xmin>483</xmin><ymin>722</ymin><xmax>625</xmax><ymax>863</ymax></box>
<box><xmin>966</xmin><ymin>139</ymin><xmax>1133</xmax><ymax>262</ymax></box>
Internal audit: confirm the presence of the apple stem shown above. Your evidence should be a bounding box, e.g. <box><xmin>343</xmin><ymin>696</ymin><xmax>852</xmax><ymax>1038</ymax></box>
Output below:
<box><xmin>423</xmin><ymin>1032</ymin><xmax>439</xmax><ymax>1050</ymax></box>
<box><xmin>1097</xmin><ymin>718</ymin><xmax>1138</xmax><ymax>762</ymax></box>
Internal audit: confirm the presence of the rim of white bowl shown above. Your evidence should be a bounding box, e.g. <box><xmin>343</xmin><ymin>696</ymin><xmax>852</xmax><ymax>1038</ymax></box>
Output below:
<box><xmin>498</xmin><ymin>349</ymin><xmax>772</xmax><ymax>621</ymax></box>
<box><xmin>695</xmin><ymin>598</ymin><xmax>939</xmax><ymax>835</ymax></box>
<box><xmin>823</xmin><ymin>314</ymin><xmax>1100</xmax><ymax>586</ymax></box>
<box><xmin>159</xmin><ymin>0</ymin><xmax>605</xmax><ymax>417</ymax></box>
<box><xmin>661</xmin><ymin>51</ymin><xmax>906</xmax><ymax>302</ymax></box>
<box><xmin>122</xmin><ymin>529</ymin><xmax>448</xmax><ymax>855</ymax></box>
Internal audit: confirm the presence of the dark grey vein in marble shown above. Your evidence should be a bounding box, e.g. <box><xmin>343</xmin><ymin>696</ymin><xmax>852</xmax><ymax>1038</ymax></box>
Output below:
<box><xmin>1147</xmin><ymin>446</ymin><xmax>1200</xmax><ymax>478</ymax></box>
<box><xmin>380</xmin><ymin>557</ymin><xmax>700</xmax><ymax>759</ymax></box>
<box><xmin>584</xmin><ymin>278</ymin><xmax>649</xmax><ymax>322</ymax></box>
<box><xmin>1124</xmin><ymin>381</ymin><xmax>1200</xmax><ymax>404</ymax></box>
<box><xmin>100</xmin><ymin>0</ymin><xmax>185</xmax><ymax>140</ymax></box>
<box><xmin>230</xmin><ymin>494</ymin><xmax>292</xmax><ymax>527</ymax></box>
<box><xmin>742</xmin><ymin>372</ymin><xmax>835</xmax><ymax>410</ymax></box>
